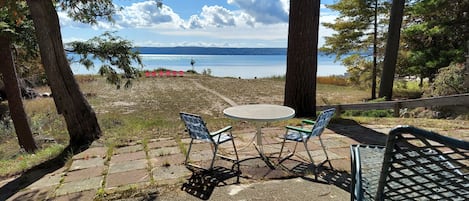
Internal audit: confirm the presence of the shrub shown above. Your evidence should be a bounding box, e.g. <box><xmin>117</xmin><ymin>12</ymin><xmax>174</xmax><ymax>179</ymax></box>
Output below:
<box><xmin>317</xmin><ymin>76</ymin><xmax>348</xmax><ymax>86</ymax></box>
<box><xmin>186</xmin><ymin>69</ymin><xmax>198</xmax><ymax>74</ymax></box>
<box><xmin>202</xmin><ymin>68</ymin><xmax>212</xmax><ymax>76</ymax></box>
<box><xmin>393</xmin><ymin>80</ymin><xmax>423</xmax><ymax>99</ymax></box>
<box><xmin>342</xmin><ymin>109</ymin><xmax>393</xmax><ymax>117</ymax></box>
<box><xmin>428</xmin><ymin>63</ymin><xmax>468</xmax><ymax>96</ymax></box>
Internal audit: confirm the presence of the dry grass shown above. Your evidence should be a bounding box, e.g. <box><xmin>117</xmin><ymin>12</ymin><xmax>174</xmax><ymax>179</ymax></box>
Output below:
<box><xmin>317</xmin><ymin>76</ymin><xmax>348</xmax><ymax>86</ymax></box>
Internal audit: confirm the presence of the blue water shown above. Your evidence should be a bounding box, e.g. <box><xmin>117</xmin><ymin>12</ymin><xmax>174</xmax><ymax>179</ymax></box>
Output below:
<box><xmin>70</xmin><ymin>47</ymin><xmax>346</xmax><ymax>79</ymax></box>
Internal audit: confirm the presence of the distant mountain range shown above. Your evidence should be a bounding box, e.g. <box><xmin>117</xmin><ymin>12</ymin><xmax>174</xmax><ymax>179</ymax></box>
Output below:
<box><xmin>134</xmin><ymin>47</ymin><xmax>287</xmax><ymax>55</ymax></box>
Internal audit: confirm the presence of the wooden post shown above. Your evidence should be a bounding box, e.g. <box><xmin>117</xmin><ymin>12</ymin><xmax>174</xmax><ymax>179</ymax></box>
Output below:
<box><xmin>335</xmin><ymin>105</ymin><xmax>342</xmax><ymax>117</ymax></box>
<box><xmin>393</xmin><ymin>102</ymin><xmax>401</xmax><ymax>117</ymax></box>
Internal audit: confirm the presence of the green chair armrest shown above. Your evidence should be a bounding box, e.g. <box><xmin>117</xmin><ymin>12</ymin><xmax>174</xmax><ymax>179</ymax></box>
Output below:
<box><xmin>210</xmin><ymin>126</ymin><xmax>232</xmax><ymax>136</ymax></box>
<box><xmin>286</xmin><ymin>125</ymin><xmax>311</xmax><ymax>133</ymax></box>
<box><xmin>302</xmin><ymin>119</ymin><xmax>316</xmax><ymax>125</ymax></box>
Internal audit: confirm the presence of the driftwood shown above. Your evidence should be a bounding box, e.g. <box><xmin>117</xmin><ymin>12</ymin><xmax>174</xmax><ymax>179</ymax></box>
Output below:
<box><xmin>0</xmin><ymin>79</ymin><xmax>41</xmax><ymax>101</ymax></box>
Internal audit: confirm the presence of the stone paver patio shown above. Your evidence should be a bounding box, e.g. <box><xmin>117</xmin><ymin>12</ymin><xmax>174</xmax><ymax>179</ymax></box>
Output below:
<box><xmin>2</xmin><ymin>124</ymin><xmax>395</xmax><ymax>200</ymax></box>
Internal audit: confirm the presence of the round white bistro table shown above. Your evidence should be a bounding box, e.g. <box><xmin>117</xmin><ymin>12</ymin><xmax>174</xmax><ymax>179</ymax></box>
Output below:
<box><xmin>223</xmin><ymin>104</ymin><xmax>295</xmax><ymax>168</ymax></box>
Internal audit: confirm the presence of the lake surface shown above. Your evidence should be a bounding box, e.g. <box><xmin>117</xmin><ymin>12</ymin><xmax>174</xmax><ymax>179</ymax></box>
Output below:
<box><xmin>70</xmin><ymin>47</ymin><xmax>346</xmax><ymax>79</ymax></box>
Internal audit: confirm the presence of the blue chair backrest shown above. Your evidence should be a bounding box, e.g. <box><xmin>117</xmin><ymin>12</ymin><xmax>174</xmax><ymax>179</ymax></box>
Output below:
<box><xmin>180</xmin><ymin>112</ymin><xmax>213</xmax><ymax>142</ymax></box>
<box><xmin>309</xmin><ymin>108</ymin><xmax>336</xmax><ymax>138</ymax></box>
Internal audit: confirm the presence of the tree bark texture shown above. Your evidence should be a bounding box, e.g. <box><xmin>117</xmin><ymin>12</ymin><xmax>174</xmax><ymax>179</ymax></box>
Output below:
<box><xmin>0</xmin><ymin>35</ymin><xmax>38</xmax><ymax>153</ymax></box>
<box><xmin>379</xmin><ymin>0</ymin><xmax>405</xmax><ymax>100</ymax></box>
<box><xmin>26</xmin><ymin>0</ymin><xmax>101</xmax><ymax>149</ymax></box>
<box><xmin>284</xmin><ymin>0</ymin><xmax>320</xmax><ymax>117</ymax></box>
<box><xmin>464</xmin><ymin>41</ymin><xmax>469</xmax><ymax>89</ymax></box>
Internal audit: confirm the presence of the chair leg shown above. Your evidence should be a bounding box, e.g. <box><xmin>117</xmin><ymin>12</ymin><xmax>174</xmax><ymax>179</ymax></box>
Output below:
<box><xmin>292</xmin><ymin>141</ymin><xmax>299</xmax><ymax>155</ymax></box>
<box><xmin>303</xmin><ymin>141</ymin><xmax>314</xmax><ymax>164</ymax></box>
<box><xmin>210</xmin><ymin>145</ymin><xmax>218</xmax><ymax>169</ymax></box>
<box><xmin>185</xmin><ymin>139</ymin><xmax>194</xmax><ymax>166</ymax></box>
<box><xmin>278</xmin><ymin>137</ymin><xmax>287</xmax><ymax>159</ymax></box>
<box><xmin>231</xmin><ymin>138</ymin><xmax>240</xmax><ymax>183</ymax></box>
<box><xmin>279</xmin><ymin>139</ymin><xmax>299</xmax><ymax>163</ymax></box>
<box><xmin>319</xmin><ymin>136</ymin><xmax>332</xmax><ymax>168</ymax></box>
<box><xmin>303</xmin><ymin>141</ymin><xmax>320</xmax><ymax>181</ymax></box>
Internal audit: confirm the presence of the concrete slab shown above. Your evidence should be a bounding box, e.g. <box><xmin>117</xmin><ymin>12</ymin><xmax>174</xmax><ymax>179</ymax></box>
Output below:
<box><xmin>69</xmin><ymin>157</ymin><xmax>105</xmax><ymax>171</ymax></box>
<box><xmin>185</xmin><ymin>149</ymin><xmax>214</xmax><ymax>162</ymax></box>
<box><xmin>50</xmin><ymin>189</ymin><xmax>97</xmax><ymax>201</ymax></box>
<box><xmin>152</xmin><ymin>165</ymin><xmax>191</xmax><ymax>185</ymax></box>
<box><xmin>63</xmin><ymin>166</ymin><xmax>105</xmax><ymax>183</ymax></box>
<box><xmin>106</xmin><ymin>169</ymin><xmax>150</xmax><ymax>188</ymax></box>
<box><xmin>6</xmin><ymin>186</ymin><xmax>55</xmax><ymax>201</ymax></box>
<box><xmin>319</xmin><ymin>138</ymin><xmax>352</xmax><ymax>149</ymax></box>
<box><xmin>26</xmin><ymin>167</ymin><xmax>65</xmax><ymax>190</ymax></box>
<box><xmin>111</xmin><ymin>151</ymin><xmax>146</xmax><ymax>163</ymax></box>
<box><xmin>108</xmin><ymin>159</ymin><xmax>147</xmax><ymax>174</ymax></box>
<box><xmin>114</xmin><ymin>144</ymin><xmax>144</xmax><ymax>154</ymax></box>
<box><xmin>73</xmin><ymin>147</ymin><xmax>107</xmax><ymax>160</ymax></box>
<box><xmin>159</xmin><ymin>177</ymin><xmax>350</xmax><ymax>201</ymax></box>
<box><xmin>147</xmin><ymin>139</ymin><xmax>177</xmax><ymax>149</ymax></box>
<box><xmin>148</xmin><ymin>146</ymin><xmax>181</xmax><ymax>158</ymax></box>
<box><xmin>296</xmin><ymin>149</ymin><xmax>344</xmax><ymax>161</ymax></box>
<box><xmin>150</xmin><ymin>153</ymin><xmax>185</xmax><ymax>167</ymax></box>
<box><xmin>55</xmin><ymin>176</ymin><xmax>102</xmax><ymax>196</ymax></box>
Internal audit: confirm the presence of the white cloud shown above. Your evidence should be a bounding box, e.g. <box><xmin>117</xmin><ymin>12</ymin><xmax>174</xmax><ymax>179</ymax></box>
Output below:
<box><xmin>58</xmin><ymin>0</ymin><xmax>339</xmax><ymax>47</ymax></box>
<box><xmin>113</xmin><ymin>1</ymin><xmax>183</xmax><ymax>29</ymax></box>
<box><xmin>199</xmin><ymin>5</ymin><xmax>236</xmax><ymax>27</ymax></box>
<box><xmin>183</xmin><ymin>5</ymin><xmax>257</xmax><ymax>29</ymax></box>
<box><xmin>57</xmin><ymin>11</ymin><xmax>88</xmax><ymax>28</ymax></box>
<box><xmin>227</xmin><ymin>0</ymin><xmax>288</xmax><ymax>24</ymax></box>
<box><xmin>62</xmin><ymin>36</ymin><xmax>87</xmax><ymax>44</ymax></box>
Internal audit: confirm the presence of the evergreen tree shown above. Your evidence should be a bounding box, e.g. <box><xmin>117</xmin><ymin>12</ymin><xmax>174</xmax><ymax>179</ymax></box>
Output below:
<box><xmin>400</xmin><ymin>0</ymin><xmax>469</xmax><ymax>82</ymax></box>
<box><xmin>66</xmin><ymin>32</ymin><xmax>143</xmax><ymax>89</ymax></box>
<box><xmin>321</xmin><ymin>0</ymin><xmax>390</xmax><ymax>98</ymax></box>
<box><xmin>379</xmin><ymin>0</ymin><xmax>405</xmax><ymax>100</ymax></box>
<box><xmin>0</xmin><ymin>1</ymin><xmax>38</xmax><ymax>152</ymax></box>
<box><xmin>284</xmin><ymin>0</ymin><xmax>321</xmax><ymax>117</ymax></box>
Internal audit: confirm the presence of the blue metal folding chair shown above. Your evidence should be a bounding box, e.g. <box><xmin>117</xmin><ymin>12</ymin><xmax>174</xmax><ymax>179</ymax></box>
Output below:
<box><xmin>278</xmin><ymin>108</ymin><xmax>336</xmax><ymax>168</ymax></box>
<box><xmin>180</xmin><ymin>112</ymin><xmax>240</xmax><ymax>171</ymax></box>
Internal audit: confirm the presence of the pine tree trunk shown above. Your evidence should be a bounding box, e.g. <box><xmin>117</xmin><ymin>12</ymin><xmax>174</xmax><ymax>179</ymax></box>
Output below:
<box><xmin>379</xmin><ymin>0</ymin><xmax>405</xmax><ymax>100</ymax></box>
<box><xmin>0</xmin><ymin>35</ymin><xmax>38</xmax><ymax>153</ymax></box>
<box><xmin>26</xmin><ymin>0</ymin><xmax>101</xmax><ymax>149</ymax></box>
<box><xmin>284</xmin><ymin>0</ymin><xmax>320</xmax><ymax>117</ymax></box>
<box><xmin>464</xmin><ymin>41</ymin><xmax>469</xmax><ymax>89</ymax></box>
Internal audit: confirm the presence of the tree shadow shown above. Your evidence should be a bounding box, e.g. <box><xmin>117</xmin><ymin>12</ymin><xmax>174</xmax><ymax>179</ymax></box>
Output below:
<box><xmin>0</xmin><ymin>144</ymin><xmax>90</xmax><ymax>200</ymax></box>
<box><xmin>181</xmin><ymin>165</ymin><xmax>240</xmax><ymax>200</ymax></box>
<box><xmin>328</xmin><ymin>118</ymin><xmax>389</xmax><ymax>146</ymax></box>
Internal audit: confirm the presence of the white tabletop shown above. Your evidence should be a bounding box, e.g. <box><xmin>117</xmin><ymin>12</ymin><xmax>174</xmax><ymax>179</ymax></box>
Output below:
<box><xmin>223</xmin><ymin>104</ymin><xmax>295</xmax><ymax>122</ymax></box>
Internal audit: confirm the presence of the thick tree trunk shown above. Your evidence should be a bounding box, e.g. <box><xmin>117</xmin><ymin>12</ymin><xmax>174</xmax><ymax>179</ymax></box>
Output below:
<box><xmin>0</xmin><ymin>35</ymin><xmax>38</xmax><ymax>153</ymax></box>
<box><xmin>284</xmin><ymin>0</ymin><xmax>320</xmax><ymax>117</ymax></box>
<box><xmin>26</xmin><ymin>0</ymin><xmax>101</xmax><ymax>149</ymax></box>
<box><xmin>378</xmin><ymin>0</ymin><xmax>405</xmax><ymax>100</ymax></box>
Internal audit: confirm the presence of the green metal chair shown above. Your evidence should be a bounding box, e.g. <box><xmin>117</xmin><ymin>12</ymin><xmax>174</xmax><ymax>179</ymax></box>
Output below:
<box><xmin>278</xmin><ymin>108</ymin><xmax>336</xmax><ymax>167</ymax></box>
<box><xmin>351</xmin><ymin>125</ymin><xmax>469</xmax><ymax>200</ymax></box>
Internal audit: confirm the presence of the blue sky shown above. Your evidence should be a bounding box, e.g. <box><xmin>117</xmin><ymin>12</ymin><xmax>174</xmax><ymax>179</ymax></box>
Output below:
<box><xmin>59</xmin><ymin>0</ymin><xmax>339</xmax><ymax>48</ymax></box>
